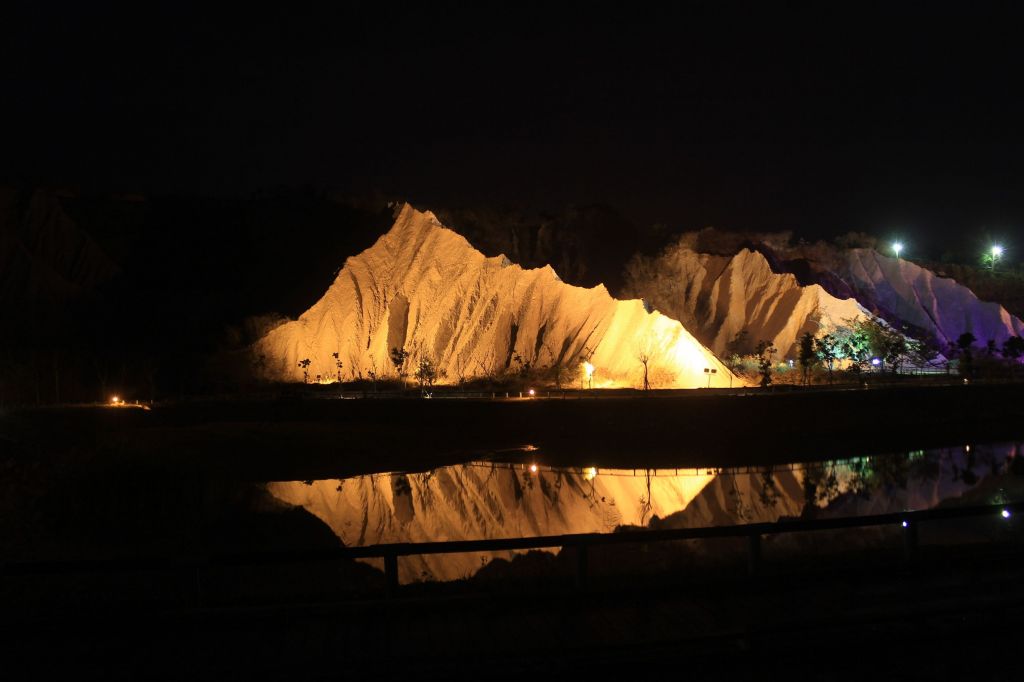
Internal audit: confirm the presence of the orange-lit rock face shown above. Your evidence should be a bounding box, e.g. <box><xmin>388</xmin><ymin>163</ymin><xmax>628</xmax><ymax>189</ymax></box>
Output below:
<box><xmin>624</xmin><ymin>247</ymin><xmax>870</xmax><ymax>358</ymax></box>
<box><xmin>257</xmin><ymin>204</ymin><xmax>742</xmax><ymax>388</ymax></box>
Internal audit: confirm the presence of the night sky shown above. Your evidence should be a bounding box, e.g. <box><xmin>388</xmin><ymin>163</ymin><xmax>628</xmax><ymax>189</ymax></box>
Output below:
<box><xmin>4</xmin><ymin>3</ymin><xmax>1024</xmax><ymax>254</ymax></box>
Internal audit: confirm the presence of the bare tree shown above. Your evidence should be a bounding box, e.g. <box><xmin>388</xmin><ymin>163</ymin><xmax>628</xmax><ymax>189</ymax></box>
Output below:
<box><xmin>637</xmin><ymin>345</ymin><xmax>651</xmax><ymax>391</ymax></box>
<box><xmin>367</xmin><ymin>357</ymin><xmax>379</xmax><ymax>392</ymax></box>
<box><xmin>473</xmin><ymin>349</ymin><xmax>498</xmax><ymax>382</ymax></box>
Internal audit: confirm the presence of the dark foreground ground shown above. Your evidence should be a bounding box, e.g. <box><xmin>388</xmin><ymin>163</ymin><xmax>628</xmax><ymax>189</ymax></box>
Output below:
<box><xmin>3</xmin><ymin>528</ymin><xmax>1024</xmax><ymax>680</ymax></box>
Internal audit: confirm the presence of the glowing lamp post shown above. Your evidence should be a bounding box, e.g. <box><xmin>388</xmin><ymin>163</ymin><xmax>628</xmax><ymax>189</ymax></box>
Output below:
<box><xmin>991</xmin><ymin>245</ymin><xmax>1004</xmax><ymax>272</ymax></box>
<box><xmin>581</xmin><ymin>361</ymin><xmax>595</xmax><ymax>390</ymax></box>
<box><xmin>892</xmin><ymin>242</ymin><xmax>903</xmax><ymax>259</ymax></box>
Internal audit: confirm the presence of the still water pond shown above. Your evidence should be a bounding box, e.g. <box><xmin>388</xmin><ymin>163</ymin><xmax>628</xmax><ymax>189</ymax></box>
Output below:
<box><xmin>268</xmin><ymin>443</ymin><xmax>1022</xmax><ymax>582</ymax></box>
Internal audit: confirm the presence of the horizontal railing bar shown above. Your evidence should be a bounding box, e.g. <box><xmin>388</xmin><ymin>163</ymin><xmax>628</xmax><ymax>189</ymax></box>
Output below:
<box><xmin>218</xmin><ymin>500</ymin><xmax>1024</xmax><ymax>562</ymax></box>
<box><xmin>4</xmin><ymin>501</ymin><xmax>1019</xmax><ymax>576</ymax></box>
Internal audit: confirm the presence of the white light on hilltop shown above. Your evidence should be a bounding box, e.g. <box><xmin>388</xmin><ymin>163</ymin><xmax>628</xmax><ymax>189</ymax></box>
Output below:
<box><xmin>892</xmin><ymin>242</ymin><xmax>903</xmax><ymax>258</ymax></box>
<box><xmin>992</xmin><ymin>245</ymin><xmax>1004</xmax><ymax>258</ymax></box>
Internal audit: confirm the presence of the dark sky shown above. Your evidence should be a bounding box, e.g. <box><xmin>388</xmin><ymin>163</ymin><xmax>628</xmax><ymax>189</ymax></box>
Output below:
<box><xmin>4</xmin><ymin>3</ymin><xmax>1024</xmax><ymax>253</ymax></box>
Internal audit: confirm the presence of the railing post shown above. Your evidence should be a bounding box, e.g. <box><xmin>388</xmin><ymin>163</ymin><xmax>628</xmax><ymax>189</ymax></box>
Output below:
<box><xmin>575</xmin><ymin>544</ymin><xmax>589</xmax><ymax>590</ymax></box>
<box><xmin>903</xmin><ymin>521</ymin><xmax>918</xmax><ymax>566</ymax></box>
<box><xmin>747</xmin><ymin>533</ymin><xmax>761</xmax><ymax>577</ymax></box>
<box><xmin>384</xmin><ymin>552</ymin><xmax>399</xmax><ymax>599</ymax></box>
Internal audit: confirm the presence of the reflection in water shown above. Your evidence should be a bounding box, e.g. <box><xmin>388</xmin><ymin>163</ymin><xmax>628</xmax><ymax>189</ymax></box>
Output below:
<box><xmin>268</xmin><ymin>443</ymin><xmax>1021</xmax><ymax>582</ymax></box>
<box><xmin>270</xmin><ymin>464</ymin><xmax>713</xmax><ymax>582</ymax></box>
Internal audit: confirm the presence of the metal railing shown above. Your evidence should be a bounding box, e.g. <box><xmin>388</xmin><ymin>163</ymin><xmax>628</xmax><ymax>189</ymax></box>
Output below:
<box><xmin>4</xmin><ymin>501</ymin><xmax>1020</xmax><ymax>603</ymax></box>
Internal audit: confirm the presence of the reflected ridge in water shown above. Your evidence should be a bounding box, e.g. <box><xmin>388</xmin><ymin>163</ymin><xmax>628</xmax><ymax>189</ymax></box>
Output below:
<box><xmin>268</xmin><ymin>443</ymin><xmax>1021</xmax><ymax>582</ymax></box>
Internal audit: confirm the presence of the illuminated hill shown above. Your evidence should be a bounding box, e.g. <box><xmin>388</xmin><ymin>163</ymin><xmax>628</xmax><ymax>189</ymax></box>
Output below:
<box><xmin>835</xmin><ymin>249</ymin><xmax>1024</xmax><ymax>347</ymax></box>
<box><xmin>623</xmin><ymin>246</ymin><xmax>870</xmax><ymax>357</ymax></box>
<box><xmin>256</xmin><ymin>204</ymin><xmax>740</xmax><ymax>388</ymax></box>
<box><xmin>625</xmin><ymin>235</ymin><xmax>1024</xmax><ymax>357</ymax></box>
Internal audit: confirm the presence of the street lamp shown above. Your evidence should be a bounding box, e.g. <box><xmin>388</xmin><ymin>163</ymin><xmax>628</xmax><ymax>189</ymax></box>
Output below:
<box><xmin>892</xmin><ymin>242</ymin><xmax>903</xmax><ymax>259</ymax></box>
<box><xmin>581</xmin><ymin>361</ymin><xmax>595</xmax><ymax>390</ymax></box>
<box><xmin>703</xmin><ymin>367</ymin><xmax>717</xmax><ymax>388</ymax></box>
<box><xmin>991</xmin><ymin>245</ymin><xmax>1004</xmax><ymax>272</ymax></box>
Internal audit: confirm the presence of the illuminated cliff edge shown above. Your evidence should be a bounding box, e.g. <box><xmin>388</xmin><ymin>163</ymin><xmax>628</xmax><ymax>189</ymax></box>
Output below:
<box><xmin>257</xmin><ymin>203</ymin><xmax>741</xmax><ymax>388</ymax></box>
<box><xmin>268</xmin><ymin>444</ymin><xmax>1014</xmax><ymax>583</ymax></box>
<box><xmin>839</xmin><ymin>249</ymin><xmax>1024</xmax><ymax>347</ymax></box>
<box><xmin>623</xmin><ymin>247</ymin><xmax>870</xmax><ymax>357</ymax></box>
<box><xmin>625</xmin><ymin>240</ymin><xmax>1024</xmax><ymax>357</ymax></box>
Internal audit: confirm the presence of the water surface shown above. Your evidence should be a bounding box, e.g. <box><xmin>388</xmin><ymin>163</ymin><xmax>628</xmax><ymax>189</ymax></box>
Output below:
<box><xmin>268</xmin><ymin>443</ymin><xmax>1022</xmax><ymax>582</ymax></box>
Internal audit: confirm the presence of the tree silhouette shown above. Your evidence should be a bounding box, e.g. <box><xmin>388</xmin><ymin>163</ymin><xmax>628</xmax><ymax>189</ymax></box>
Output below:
<box><xmin>814</xmin><ymin>333</ymin><xmax>840</xmax><ymax>384</ymax></box>
<box><xmin>511</xmin><ymin>351</ymin><xmax>531</xmax><ymax>378</ymax></box>
<box><xmin>754</xmin><ymin>341</ymin><xmax>777</xmax><ymax>388</ymax></box>
<box><xmin>414</xmin><ymin>357</ymin><xmax>439</xmax><ymax>388</ymax></box>
<box><xmin>798</xmin><ymin>332</ymin><xmax>816</xmax><ymax>385</ymax></box>
<box><xmin>332</xmin><ymin>351</ymin><xmax>343</xmax><ymax>382</ymax></box>
<box><xmin>636</xmin><ymin>339</ymin><xmax>653</xmax><ymax>391</ymax></box>
<box><xmin>389</xmin><ymin>347</ymin><xmax>410</xmax><ymax>387</ymax></box>
<box><xmin>953</xmin><ymin>332</ymin><xmax>977</xmax><ymax>378</ymax></box>
<box><xmin>297</xmin><ymin>358</ymin><xmax>311</xmax><ymax>383</ymax></box>
<box><xmin>1002</xmin><ymin>336</ymin><xmax>1024</xmax><ymax>378</ymax></box>
<box><xmin>367</xmin><ymin>358</ymin><xmax>379</xmax><ymax>392</ymax></box>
